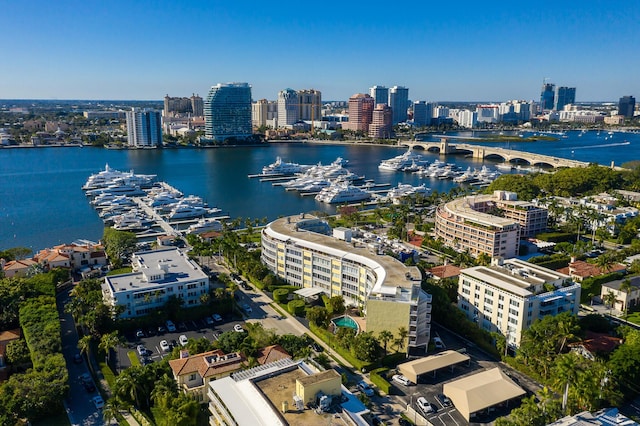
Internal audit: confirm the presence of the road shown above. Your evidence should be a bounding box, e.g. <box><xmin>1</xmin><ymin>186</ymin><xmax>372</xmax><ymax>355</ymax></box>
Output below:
<box><xmin>57</xmin><ymin>289</ymin><xmax>105</xmax><ymax>426</ymax></box>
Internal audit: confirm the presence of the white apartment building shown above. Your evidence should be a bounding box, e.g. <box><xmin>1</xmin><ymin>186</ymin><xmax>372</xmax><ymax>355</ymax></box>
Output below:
<box><xmin>456</xmin><ymin>110</ymin><xmax>477</xmax><ymax>128</ymax></box>
<box><xmin>458</xmin><ymin>258</ymin><xmax>580</xmax><ymax>348</ymax></box>
<box><xmin>101</xmin><ymin>248</ymin><xmax>210</xmax><ymax>318</ymax></box>
<box><xmin>261</xmin><ymin>215</ymin><xmax>432</xmax><ymax>353</ymax></box>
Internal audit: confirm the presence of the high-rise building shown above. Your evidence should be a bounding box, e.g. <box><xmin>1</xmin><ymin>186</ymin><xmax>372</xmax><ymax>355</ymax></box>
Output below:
<box><xmin>126</xmin><ymin>108</ymin><xmax>162</xmax><ymax>147</ymax></box>
<box><xmin>343</xmin><ymin>93</ymin><xmax>375</xmax><ymax>133</ymax></box>
<box><xmin>369</xmin><ymin>85</ymin><xmax>389</xmax><ymax>106</ymax></box>
<box><xmin>190</xmin><ymin>94</ymin><xmax>204</xmax><ymax>117</ymax></box>
<box><xmin>413</xmin><ymin>101</ymin><xmax>430</xmax><ymax>127</ymax></box>
<box><xmin>540</xmin><ymin>83</ymin><xmax>555</xmax><ymax>111</ymax></box>
<box><xmin>619</xmin><ymin>96</ymin><xmax>636</xmax><ymax>118</ymax></box>
<box><xmin>369</xmin><ymin>104</ymin><xmax>393</xmax><ymax>139</ymax></box>
<box><xmin>252</xmin><ymin>99</ymin><xmax>273</xmax><ymax>128</ymax></box>
<box><xmin>297</xmin><ymin>89</ymin><xmax>322</xmax><ymax>122</ymax></box>
<box><xmin>164</xmin><ymin>95</ymin><xmax>192</xmax><ymax>116</ymax></box>
<box><xmin>555</xmin><ymin>87</ymin><xmax>576</xmax><ymax>111</ymax></box>
<box><xmin>389</xmin><ymin>86</ymin><xmax>409</xmax><ymax>124</ymax></box>
<box><xmin>277</xmin><ymin>89</ymin><xmax>299</xmax><ymax>128</ymax></box>
<box><xmin>204</xmin><ymin>82</ymin><xmax>252</xmax><ymax>142</ymax></box>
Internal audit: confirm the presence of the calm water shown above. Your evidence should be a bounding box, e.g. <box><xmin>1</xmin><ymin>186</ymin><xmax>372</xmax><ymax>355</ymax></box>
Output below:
<box><xmin>2</xmin><ymin>130</ymin><xmax>640</xmax><ymax>252</ymax></box>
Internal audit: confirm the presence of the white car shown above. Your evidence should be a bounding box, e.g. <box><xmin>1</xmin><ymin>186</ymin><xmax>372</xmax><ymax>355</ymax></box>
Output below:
<box><xmin>234</xmin><ymin>324</ymin><xmax>244</xmax><ymax>333</ymax></box>
<box><xmin>92</xmin><ymin>395</ymin><xmax>105</xmax><ymax>410</ymax></box>
<box><xmin>160</xmin><ymin>340</ymin><xmax>170</xmax><ymax>352</ymax></box>
<box><xmin>417</xmin><ymin>396</ymin><xmax>434</xmax><ymax>414</ymax></box>
<box><xmin>137</xmin><ymin>344</ymin><xmax>148</xmax><ymax>356</ymax></box>
<box><xmin>391</xmin><ymin>374</ymin><xmax>413</xmax><ymax>386</ymax></box>
<box><xmin>179</xmin><ymin>335</ymin><xmax>189</xmax><ymax>346</ymax></box>
<box><xmin>433</xmin><ymin>337</ymin><xmax>445</xmax><ymax>349</ymax></box>
<box><xmin>357</xmin><ymin>381</ymin><xmax>374</xmax><ymax>397</ymax></box>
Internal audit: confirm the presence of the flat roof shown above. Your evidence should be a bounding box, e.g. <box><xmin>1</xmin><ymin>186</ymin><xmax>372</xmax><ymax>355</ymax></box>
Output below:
<box><xmin>398</xmin><ymin>350</ymin><xmax>470</xmax><ymax>383</ymax></box>
<box><xmin>266</xmin><ymin>216</ymin><xmax>421</xmax><ymax>297</ymax></box>
<box><xmin>442</xmin><ymin>368</ymin><xmax>525</xmax><ymax>421</ymax></box>
<box><xmin>442</xmin><ymin>196</ymin><xmax>517</xmax><ymax>228</ymax></box>
<box><xmin>294</xmin><ymin>287</ymin><xmax>326</xmax><ymax>298</ymax></box>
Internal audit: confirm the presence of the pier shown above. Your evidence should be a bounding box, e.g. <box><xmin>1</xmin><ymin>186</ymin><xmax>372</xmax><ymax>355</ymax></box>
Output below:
<box><xmin>403</xmin><ymin>138</ymin><xmax>590</xmax><ymax>168</ymax></box>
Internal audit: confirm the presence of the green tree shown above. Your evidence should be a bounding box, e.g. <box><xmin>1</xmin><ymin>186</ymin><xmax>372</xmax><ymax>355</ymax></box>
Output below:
<box><xmin>99</xmin><ymin>331</ymin><xmax>124</xmax><ymax>365</ymax></box>
<box><xmin>378</xmin><ymin>330</ymin><xmax>394</xmax><ymax>357</ymax></box>
<box><xmin>102</xmin><ymin>228</ymin><xmax>137</xmax><ymax>268</ymax></box>
<box><xmin>5</xmin><ymin>339</ymin><xmax>30</xmax><ymax>365</ymax></box>
<box><xmin>306</xmin><ymin>306</ymin><xmax>329</xmax><ymax>328</ymax></box>
<box><xmin>553</xmin><ymin>353</ymin><xmax>582</xmax><ymax>412</ymax></box>
<box><xmin>327</xmin><ymin>295</ymin><xmax>346</xmax><ymax>315</ymax></box>
<box><xmin>352</xmin><ymin>332</ymin><xmax>379</xmax><ymax>362</ymax></box>
<box><xmin>77</xmin><ymin>335</ymin><xmax>94</xmax><ymax>373</ymax></box>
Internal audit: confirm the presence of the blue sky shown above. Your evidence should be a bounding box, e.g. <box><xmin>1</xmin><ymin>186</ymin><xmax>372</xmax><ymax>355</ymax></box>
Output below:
<box><xmin>2</xmin><ymin>0</ymin><xmax>638</xmax><ymax>102</ymax></box>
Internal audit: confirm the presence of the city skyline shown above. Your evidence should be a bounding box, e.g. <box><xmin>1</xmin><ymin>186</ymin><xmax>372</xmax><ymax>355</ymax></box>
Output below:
<box><xmin>2</xmin><ymin>1</ymin><xmax>639</xmax><ymax>102</ymax></box>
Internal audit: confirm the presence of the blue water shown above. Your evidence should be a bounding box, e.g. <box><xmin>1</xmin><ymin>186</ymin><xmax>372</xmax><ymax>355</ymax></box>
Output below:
<box><xmin>332</xmin><ymin>315</ymin><xmax>359</xmax><ymax>330</ymax></box>
<box><xmin>2</xmin><ymin>131</ymin><xmax>640</xmax><ymax>252</ymax></box>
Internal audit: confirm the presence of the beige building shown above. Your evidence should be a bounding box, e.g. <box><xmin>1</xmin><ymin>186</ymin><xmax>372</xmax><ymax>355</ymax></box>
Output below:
<box><xmin>169</xmin><ymin>349</ymin><xmax>245</xmax><ymax>403</ymax></box>
<box><xmin>295</xmin><ymin>369</ymin><xmax>341</xmax><ymax>405</ymax></box>
<box><xmin>434</xmin><ymin>191</ymin><xmax>547</xmax><ymax>259</ymax></box>
<box><xmin>458</xmin><ymin>259</ymin><xmax>580</xmax><ymax>348</ymax></box>
<box><xmin>261</xmin><ymin>215</ymin><xmax>432</xmax><ymax>353</ymax></box>
<box><xmin>601</xmin><ymin>276</ymin><xmax>640</xmax><ymax>313</ymax></box>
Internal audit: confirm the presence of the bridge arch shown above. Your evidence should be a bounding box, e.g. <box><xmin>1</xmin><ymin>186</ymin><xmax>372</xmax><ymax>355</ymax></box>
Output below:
<box><xmin>508</xmin><ymin>156</ymin><xmax>532</xmax><ymax>166</ymax></box>
<box><xmin>484</xmin><ymin>153</ymin><xmax>507</xmax><ymax>162</ymax></box>
<box><xmin>531</xmin><ymin>161</ymin><xmax>555</xmax><ymax>168</ymax></box>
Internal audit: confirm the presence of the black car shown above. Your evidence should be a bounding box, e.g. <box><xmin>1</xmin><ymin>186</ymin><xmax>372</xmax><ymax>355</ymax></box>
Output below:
<box><xmin>80</xmin><ymin>373</ymin><xmax>96</xmax><ymax>392</ymax></box>
<box><xmin>436</xmin><ymin>393</ymin><xmax>452</xmax><ymax>407</ymax></box>
<box><xmin>398</xmin><ymin>419</ymin><xmax>411</xmax><ymax>426</ymax></box>
<box><xmin>309</xmin><ymin>342</ymin><xmax>323</xmax><ymax>352</ymax></box>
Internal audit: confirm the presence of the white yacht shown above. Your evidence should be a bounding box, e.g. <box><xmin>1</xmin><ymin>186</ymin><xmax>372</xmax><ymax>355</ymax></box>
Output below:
<box><xmin>149</xmin><ymin>192</ymin><xmax>182</xmax><ymax>207</ymax></box>
<box><xmin>83</xmin><ymin>164</ymin><xmax>156</xmax><ymax>190</ymax></box>
<box><xmin>262</xmin><ymin>157</ymin><xmax>311</xmax><ymax>175</ymax></box>
<box><xmin>453</xmin><ymin>167</ymin><xmax>475</xmax><ymax>183</ymax></box>
<box><xmin>186</xmin><ymin>218</ymin><xmax>223</xmax><ymax>234</ymax></box>
<box><xmin>167</xmin><ymin>205</ymin><xmax>210</xmax><ymax>220</ymax></box>
<box><xmin>298</xmin><ymin>180</ymin><xmax>332</xmax><ymax>193</ymax></box>
<box><xmin>331</xmin><ymin>157</ymin><xmax>349</xmax><ymax>167</ymax></box>
<box><xmin>378</xmin><ymin>149</ymin><xmax>426</xmax><ymax>171</ymax></box>
<box><xmin>315</xmin><ymin>184</ymin><xmax>371</xmax><ymax>204</ymax></box>
<box><xmin>111</xmin><ymin>212</ymin><xmax>151</xmax><ymax>231</ymax></box>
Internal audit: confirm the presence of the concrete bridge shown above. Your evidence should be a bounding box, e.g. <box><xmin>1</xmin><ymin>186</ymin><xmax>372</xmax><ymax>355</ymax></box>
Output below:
<box><xmin>403</xmin><ymin>138</ymin><xmax>590</xmax><ymax>168</ymax></box>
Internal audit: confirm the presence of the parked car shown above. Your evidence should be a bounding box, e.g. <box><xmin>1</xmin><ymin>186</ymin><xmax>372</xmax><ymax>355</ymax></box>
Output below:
<box><xmin>205</xmin><ymin>316</ymin><xmax>214</xmax><ymax>325</ymax></box>
<box><xmin>234</xmin><ymin>324</ymin><xmax>244</xmax><ymax>333</ymax></box>
<box><xmin>212</xmin><ymin>313</ymin><xmax>223</xmax><ymax>322</ymax></box>
<box><xmin>398</xmin><ymin>419</ymin><xmax>411</xmax><ymax>426</ymax></box>
<box><xmin>357</xmin><ymin>381</ymin><xmax>374</xmax><ymax>397</ymax></box>
<box><xmin>135</xmin><ymin>329</ymin><xmax>145</xmax><ymax>338</ymax></box>
<box><xmin>179</xmin><ymin>335</ymin><xmax>189</xmax><ymax>346</ymax></box>
<box><xmin>80</xmin><ymin>373</ymin><xmax>95</xmax><ymax>393</ymax></box>
<box><xmin>436</xmin><ymin>393</ymin><xmax>452</xmax><ymax>407</ymax></box>
<box><xmin>433</xmin><ymin>336</ymin><xmax>445</xmax><ymax>349</ymax></box>
<box><xmin>160</xmin><ymin>340</ymin><xmax>170</xmax><ymax>352</ymax></box>
<box><xmin>391</xmin><ymin>374</ymin><xmax>414</xmax><ymax>386</ymax></box>
<box><xmin>309</xmin><ymin>342</ymin><xmax>323</xmax><ymax>352</ymax></box>
<box><xmin>137</xmin><ymin>344</ymin><xmax>148</xmax><ymax>356</ymax></box>
<box><xmin>157</xmin><ymin>325</ymin><xmax>166</xmax><ymax>334</ymax></box>
<box><xmin>166</xmin><ymin>320</ymin><xmax>176</xmax><ymax>332</ymax></box>
<box><xmin>73</xmin><ymin>353</ymin><xmax>83</xmax><ymax>364</ymax></box>
<box><xmin>241</xmin><ymin>303</ymin><xmax>252</xmax><ymax>314</ymax></box>
<box><xmin>92</xmin><ymin>395</ymin><xmax>105</xmax><ymax>409</ymax></box>
<box><xmin>417</xmin><ymin>397</ymin><xmax>434</xmax><ymax>414</ymax></box>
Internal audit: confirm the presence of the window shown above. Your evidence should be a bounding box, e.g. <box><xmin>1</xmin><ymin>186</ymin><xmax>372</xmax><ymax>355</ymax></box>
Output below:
<box><xmin>189</xmin><ymin>374</ymin><xmax>196</xmax><ymax>381</ymax></box>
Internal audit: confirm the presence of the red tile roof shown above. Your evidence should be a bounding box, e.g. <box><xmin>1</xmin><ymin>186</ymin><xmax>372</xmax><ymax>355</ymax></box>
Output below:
<box><xmin>429</xmin><ymin>264</ymin><xmax>462</xmax><ymax>279</ymax></box>
<box><xmin>169</xmin><ymin>349</ymin><xmax>245</xmax><ymax>379</ymax></box>
<box><xmin>256</xmin><ymin>345</ymin><xmax>290</xmax><ymax>365</ymax></box>
<box><xmin>558</xmin><ymin>260</ymin><xmax>626</xmax><ymax>279</ymax></box>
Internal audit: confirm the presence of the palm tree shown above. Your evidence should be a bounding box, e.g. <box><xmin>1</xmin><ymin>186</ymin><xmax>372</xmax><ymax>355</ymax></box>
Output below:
<box><xmin>394</xmin><ymin>327</ymin><xmax>409</xmax><ymax>352</ymax></box>
<box><xmin>378</xmin><ymin>330</ymin><xmax>394</xmax><ymax>357</ymax></box>
<box><xmin>151</xmin><ymin>374</ymin><xmax>178</xmax><ymax>410</ymax></box>
<box><xmin>594</xmin><ymin>252</ymin><xmax>614</xmax><ymax>274</ymax></box>
<box><xmin>78</xmin><ymin>335</ymin><xmax>94</xmax><ymax>373</ymax></box>
<box><xmin>99</xmin><ymin>331</ymin><xmax>124</xmax><ymax>365</ymax></box>
<box><xmin>102</xmin><ymin>399</ymin><xmax>119</xmax><ymax>425</ymax></box>
<box><xmin>553</xmin><ymin>353</ymin><xmax>582</xmax><ymax>412</ymax></box>
<box><xmin>603</xmin><ymin>290</ymin><xmax>618</xmax><ymax>317</ymax></box>
<box><xmin>619</xmin><ymin>279</ymin><xmax>633</xmax><ymax>317</ymax></box>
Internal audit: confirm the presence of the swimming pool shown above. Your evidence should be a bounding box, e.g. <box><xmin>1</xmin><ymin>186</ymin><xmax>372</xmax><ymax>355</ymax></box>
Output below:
<box><xmin>331</xmin><ymin>315</ymin><xmax>359</xmax><ymax>332</ymax></box>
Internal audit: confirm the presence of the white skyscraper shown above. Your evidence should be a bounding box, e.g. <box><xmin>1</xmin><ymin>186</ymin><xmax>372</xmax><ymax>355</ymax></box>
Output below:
<box><xmin>389</xmin><ymin>86</ymin><xmax>409</xmax><ymax>124</ymax></box>
<box><xmin>278</xmin><ymin>88</ymin><xmax>299</xmax><ymax>128</ymax></box>
<box><xmin>126</xmin><ymin>108</ymin><xmax>162</xmax><ymax>147</ymax></box>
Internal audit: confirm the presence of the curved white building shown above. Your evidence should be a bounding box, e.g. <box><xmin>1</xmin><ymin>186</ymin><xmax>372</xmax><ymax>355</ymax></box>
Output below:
<box><xmin>261</xmin><ymin>215</ymin><xmax>432</xmax><ymax>353</ymax></box>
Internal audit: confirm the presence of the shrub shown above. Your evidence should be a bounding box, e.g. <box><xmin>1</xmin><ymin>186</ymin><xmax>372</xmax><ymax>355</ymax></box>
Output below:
<box><xmin>370</xmin><ymin>368</ymin><xmax>391</xmax><ymax>394</ymax></box>
<box><xmin>273</xmin><ymin>288</ymin><xmax>289</xmax><ymax>304</ymax></box>
<box><xmin>536</xmin><ymin>232</ymin><xmax>575</xmax><ymax>243</ymax></box>
<box><xmin>287</xmin><ymin>299</ymin><xmax>306</xmax><ymax>316</ymax></box>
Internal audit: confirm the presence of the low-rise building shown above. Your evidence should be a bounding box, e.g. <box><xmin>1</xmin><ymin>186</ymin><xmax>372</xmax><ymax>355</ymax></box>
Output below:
<box><xmin>261</xmin><ymin>215</ymin><xmax>432</xmax><ymax>354</ymax></box>
<box><xmin>169</xmin><ymin>349</ymin><xmax>246</xmax><ymax>403</ymax></box>
<box><xmin>101</xmin><ymin>248</ymin><xmax>210</xmax><ymax>318</ymax></box>
<box><xmin>601</xmin><ymin>276</ymin><xmax>640</xmax><ymax>313</ymax></box>
<box><xmin>457</xmin><ymin>258</ymin><xmax>580</xmax><ymax>348</ymax></box>
<box><xmin>1</xmin><ymin>258</ymin><xmax>37</xmax><ymax>278</ymax></box>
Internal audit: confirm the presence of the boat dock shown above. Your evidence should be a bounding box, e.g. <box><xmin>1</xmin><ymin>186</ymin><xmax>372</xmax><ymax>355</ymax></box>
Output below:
<box><xmin>132</xmin><ymin>197</ymin><xmax>178</xmax><ymax>236</ymax></box>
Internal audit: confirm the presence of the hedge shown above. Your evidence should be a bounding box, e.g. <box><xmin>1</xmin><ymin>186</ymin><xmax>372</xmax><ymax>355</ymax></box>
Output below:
<box><xmin>370</xmin><ymin>368</ymin><xmax>391</xmax><ymax>395</ymax></box>
<box><xmin>287</xmin><ymin>299</ymin><xmax>306</xmax><ymax>316</ymax></box>
<box><xmin>535</xmin><ymin>232</ymin><xmax>575</xmax><ymax>243</ymax></box>
<box><xmin>581</xmin><ymin>271</ymin><xmax>625</xmax><ymax>304</ymax></box>
<box><xmin>273</xmin><ymin>288</ymin><xmax>289</xmax><ymax>303</ymax></box>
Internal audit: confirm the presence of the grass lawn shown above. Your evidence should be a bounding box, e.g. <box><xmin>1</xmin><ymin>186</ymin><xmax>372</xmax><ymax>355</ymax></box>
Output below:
<box><xmin>127</xmin><ymin>350</ymin><xmax>141</xmax><ymax>367</ymax></box>
<box><xmin>625</xmin><ymin>311</ymin><xmax>640</xmax><ymax>325</ymax></box>
<box><xmin>99</xmin><ymin>361</ymin><xmax>117</xmax><ymax>389</ymax></box>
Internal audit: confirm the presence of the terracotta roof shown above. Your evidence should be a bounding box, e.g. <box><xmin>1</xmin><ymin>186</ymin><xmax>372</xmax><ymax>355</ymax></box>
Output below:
<box><xmin>34</xmin><ymin>250</ymin><xmax>69</xmax><ymax>263</ymax></box>
<box><xmin>3</xmin><ymin>259</ymin><xmax>36</xmax><ymax>271</ymax></box>
<box><xmin>256</xmin><ymin>345</ymin><xmax>290</xmax><ymax>365</ymax></box>
<box><xmin>169</xmin><ymin>349</ymin><xmax>245</xmax><ymax>379</ymax></box>
<box><xmin>429</xmin><ymin>264</ymin><xmax>462</xmax><ymax>279</ymax></box>
<box><xmin>0</xmin><ymin>329</ymin><xmax>21</xmax><ymax>344</ymax></box>
<box><xmin>558</xmin><ymin>260</ymin><xmax>626</xmax><ymax>278</ymax></box>
<box><xmin>90</xmin><ymin>251</ymin><xmax>106</xmax><ymax>259</ymax></box>
<box><xmin>570</xmin><ymin>331</ymin><xmax>623</xmax><ymax>355</ymax></box>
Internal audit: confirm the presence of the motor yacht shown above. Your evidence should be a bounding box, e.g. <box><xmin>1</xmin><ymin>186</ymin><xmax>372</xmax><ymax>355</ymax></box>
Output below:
<box><xmin>378</xmin><ymin>149</ymin><xmax>426</xmax><ymax>171</ymax></box>
<box><xmin>186</xmin><ymin>218</ymin><xmax>223</xmax><ymax>234</ymax></box>
<box><xmin>315</xmin><ymin>184</ymin><xmax>371</xmax><ymax>204</ymax></box>
<box><xmin>261</xmin><ymin>157</ymin><xmax>311</xmax><ymax>175</ymax></box>
<box><xmin>167</xmin><ymin>205</ymin><xmax>210</xmax><ymax>220</ymax></box>
<box><xmin>83</xmin><ymin>164</ymin><xmax>156</xmax><ymax>190</ymax></box>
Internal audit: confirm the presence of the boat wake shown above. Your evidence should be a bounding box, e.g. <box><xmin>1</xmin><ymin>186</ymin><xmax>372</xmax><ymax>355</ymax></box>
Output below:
<box><xmin>567</xmin><ymin>141</ymin><xmax>630</xmax><ymax>150</ymax></box>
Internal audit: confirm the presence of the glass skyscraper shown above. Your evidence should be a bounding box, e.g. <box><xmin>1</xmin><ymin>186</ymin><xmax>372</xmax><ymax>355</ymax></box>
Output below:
<box><xmin>554</xmin><ymin>87</ymin><xmax>576</xmax><ymax>111</ymax></box>
<box><xmin>204</xmin><ymin>83</ymin><xmax>252</xmax><ymax>142</ymax></box>
<box><xmin>540</xmin><ymin>83</ymin><xmax>555</xmax><ymax>111</ymax></box>
<box><xmin>619</xmin><ymin>96</ymin><xmax>636</xmax><ymax>118</ymax></box>
<box><xmin>389</xmin><ymin>86</ymin><xmax>409</xmax><ymax>124</ymax></box>
<box><xmin>369</xmin><ymin>85</ymin><xmax>389</xmax><ymax>106</ymax></box>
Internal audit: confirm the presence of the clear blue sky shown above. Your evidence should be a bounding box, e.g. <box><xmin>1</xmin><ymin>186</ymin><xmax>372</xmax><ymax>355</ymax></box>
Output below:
<box><xmin>2</xmin><ymin>0</ymin><xmax>638</xmax><ymax>102</ymax></box>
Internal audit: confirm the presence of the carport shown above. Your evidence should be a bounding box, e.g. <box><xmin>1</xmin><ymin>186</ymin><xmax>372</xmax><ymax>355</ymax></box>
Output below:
<box><xmin>293</xmin><ymin>287</ymin><xmax>326</xmax><ymax>304</ymax></box>
<box><xmin>442</xmin><ymin>368</ymin><xmax>525</xmax><ymax>421</ymax></box>
<box><xmin>398</xmin><ymin>350</ymin><xmax>470</xmax><ymax>383</ymax></box>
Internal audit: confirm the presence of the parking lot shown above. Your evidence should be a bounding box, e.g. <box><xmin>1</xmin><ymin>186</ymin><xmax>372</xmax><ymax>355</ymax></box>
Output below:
<box><xmin>115</xmin><ymin>314</ymin><xmax>247</xmax><ymax>370</ymax></box>
<box><xmin>388</xmin><ymin>324</ymin><xmax>541</xmax><ymax>425</ymax></box>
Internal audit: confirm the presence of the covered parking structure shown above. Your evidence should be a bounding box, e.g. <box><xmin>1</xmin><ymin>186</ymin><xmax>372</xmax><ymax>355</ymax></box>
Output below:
<box><xmin>442</xmin><ymin>368</ymin><xmax>526</xmax><ymax>421</ymax></box>
<box><xmin>398</xmin><ymin>350</ymin><xmax>471</xmax><ymax>384</ymax></box>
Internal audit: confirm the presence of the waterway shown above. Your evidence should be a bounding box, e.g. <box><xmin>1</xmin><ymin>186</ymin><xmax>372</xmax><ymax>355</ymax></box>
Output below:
<box><xmin>2</xmin><ymin>129</ymin><xmax>640</xmax><ymax>252</ymax></box>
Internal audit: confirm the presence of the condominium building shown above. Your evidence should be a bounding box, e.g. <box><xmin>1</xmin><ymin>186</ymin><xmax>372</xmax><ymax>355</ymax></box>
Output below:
<box><xmin>164</xmin><ymin>94</ymin><xmax>203</xmax><ymax>117</ymax></box>
<box><xmin>343</xmin><ymin>93</ymin><xmax>374</xmax><ymax>133</ymax></box>
<box><xmin>297</xmin><ymin>89</ymin><xmax>322</xmax><ymax>122</ymax></box>
<box><xmin>203</xmin><ymin>83</ymin><xmax>252</xmax><ymax>142</ymax></box>
<box><xmin>413</xmin><ymin>101</ymin><xmax>429</xmax><ymax>127</ymax></box>
<box><xmin>457</xmin><ymin>258</ymin><xmax>580</xmax><ymax>348</ymax></box>
<box><xmin>618</xmin><ymin>96</ymin><xmax>636</xmax><ymax>118</ymax></box>
<box><xmin>368</xmin><ymin>103</ymin><xmax>393</xmax><ymax>139</ymax></box>
<box><xmin>277</xmin><ymin>88</ymin><xmax>299</xmax><ymax>128</ymax></box>
<box><xmin>389</xmin><ymin>86</ymin><xmax>409</xmax><ymax>124</ymax></box>
<box><xmin>555</xmin><ymin>87</ymin><xmax>576</xmax><ymax>112</ymax></box>
<box><xmin>125</xmin><ymin>108</ymin><xmax>162</xmax><ymax>147</ymax></box>
<box><xmin>252</xmin><ymin>99</ymin><xmax>278</xmax><ymax>128</ymax></box>
<box><xmin>434</xmin><ymin>191</ymin><xmax>548</xmax><ymax>259</ymax></box>
<box><xmin>261</xmin><ymin>215</ymin><xmax>432</xmax><ymax>353</ymax></box>
<box><xmin>101</xmin><ymin>248</ymin><xmax>210</xmax><ymax>318</ymax></box>
<box><xmin>369</xmin><ymin>85</ymin><xmax>389</xmax><ymax>106</ymax></box>
<box><xmin>540</xmin><ymin>83</ymin><xmax>555</xmax><ymax>111</ymax></box>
